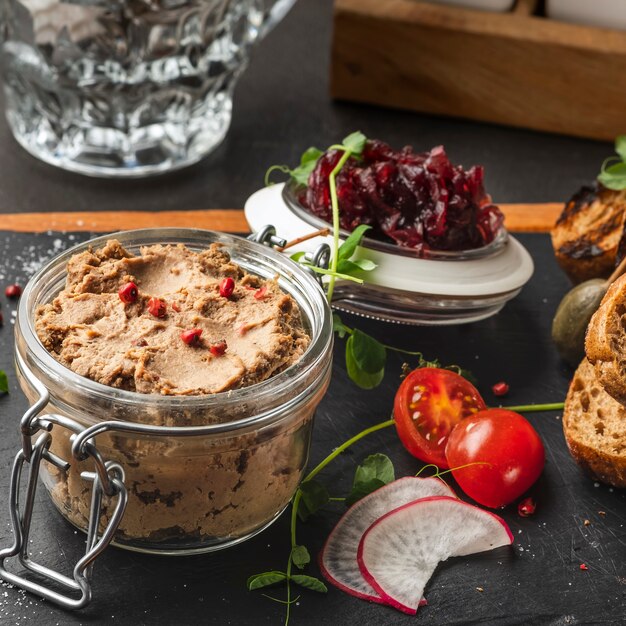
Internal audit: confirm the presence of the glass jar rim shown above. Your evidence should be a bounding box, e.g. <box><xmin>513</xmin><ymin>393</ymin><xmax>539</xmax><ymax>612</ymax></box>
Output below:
<box><xmin>16</xmin><ymin>228</ymin><xmax>333</xmax><ymax>425</ymax></box>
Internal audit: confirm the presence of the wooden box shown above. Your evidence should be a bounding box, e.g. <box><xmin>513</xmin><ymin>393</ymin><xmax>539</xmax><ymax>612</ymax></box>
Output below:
<box><xmin>330</xmin><ymin>0</ymin><xmax>626</xmax><ymax>140</ymax></box>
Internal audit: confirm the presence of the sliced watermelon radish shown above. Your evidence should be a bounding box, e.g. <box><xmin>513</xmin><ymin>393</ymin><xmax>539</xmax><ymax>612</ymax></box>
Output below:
<box><xmin>357</xmin><ymin>496</ymin><xmax>514</xmax><ymax>615</ymax></box>
<box><xmin>319</xmin><ymin>477</ymin><xmax>455</xmax><ymax>603</ymax></box>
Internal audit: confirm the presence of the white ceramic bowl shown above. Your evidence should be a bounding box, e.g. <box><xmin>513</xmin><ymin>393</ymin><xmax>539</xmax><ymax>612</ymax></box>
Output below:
<box><xmin>546</xmin><ymin>0</ymin><xmax>626</xmax><ymax>31</ymax></box>
<box><xmin>244</xmin><ymin>184</ymin><xmax>534</xmax><ymax>325</ymax></box>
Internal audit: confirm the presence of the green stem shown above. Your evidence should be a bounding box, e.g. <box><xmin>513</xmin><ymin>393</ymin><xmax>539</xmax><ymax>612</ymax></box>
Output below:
<box><xmin>600</xmin><ymin>156</ymin><xmax>621</xmax><ymax>173</ymax></box>
<box><xmin>264</xmin><ymin>164</ymin><xmax>290</xmax><ymax>187</ymax></box>
<box><xmin>339</xmin><ymin>323</ymin><xmax>432</xmax><ymax>359</ymax></box>
<box><xmin>262</xmin><ymin>594</ymin><xmax>301</xmax><ymax>605</ymax></box>
<box><xmin>285</xmin><ymin>487</ymin><xmax>303</xmax><ymax>626</ymax></box>
<box><xmin>501</xmin><ymin>402</ymin><xmax>564</xmax><ymax>412</ymax></box>
<box><xmin>284</xmin><ymin>573</ymin><xmax>291</xmax><ymax>626</ymax></box>
<box><xmin>304</xmin><ymin>418</ymin><xmax>396</xmax><ymax>482</ymax></box>
<box><xmin>326</xmin><ymin>149</ymin><xmax>352</xmax><ymax>303</ymax></box>
<box><xmin>382</xmin><ymin>344</ymin><xmax>428</xmax><ymax>357</ymax></box>
<box><xmin>285</xmin><ymin>553</ymin><xmax>293</xmax><ymax>624</ymax></box>
<box><xmin>304</xmin><ymin>265</ymin><xmax>364</xmax><ymax>284</ymax></box>
<box><xmin>290</xmin><ymin>492</ymin><xmax>301</xmax><ymax>548</ymax></box>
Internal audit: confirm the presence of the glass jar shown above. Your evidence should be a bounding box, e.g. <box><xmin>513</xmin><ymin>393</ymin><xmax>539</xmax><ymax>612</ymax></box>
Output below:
<box><xmin>13</xmin><ymin>228</ymin><xmax>333</xmax><ymax>557</ymax></box>
<box><xmin>0</xmin><ymin>0</ymin><xmax>296</xmax><ymax>177</ymax></box>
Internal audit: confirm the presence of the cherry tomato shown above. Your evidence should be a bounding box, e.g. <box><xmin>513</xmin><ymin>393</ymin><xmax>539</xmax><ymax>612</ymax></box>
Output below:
<box><xmin>393</xmin><ymin>368</ymin><xmax>486</xmax><ymax>468</ymax></box>
<box><xmin>445</xmin><ymin>409</ymin><xmax>545</xmax><ymax>508</ymax></box>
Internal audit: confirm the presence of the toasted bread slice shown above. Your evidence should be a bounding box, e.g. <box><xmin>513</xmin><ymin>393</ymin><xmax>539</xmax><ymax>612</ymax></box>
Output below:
<box><xmin>563</xmin><ymin>359</ymin><xmax>626</xmax><ymax>488</ymax></box>
<box><xmin>585</xmin><ymin>273</ymin><xmax>626</xmax><ymax>405</ymax></box>
<box><xmin>551</xmin><ymin>184</ymin><xmax>626</xmax><ymax>284</ymax></box>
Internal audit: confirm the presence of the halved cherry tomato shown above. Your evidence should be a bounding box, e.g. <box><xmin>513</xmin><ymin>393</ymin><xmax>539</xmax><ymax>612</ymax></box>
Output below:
<box><xmin>445</xmin><ymin>409</ymin><xmax>545</xmax><ymax>508</ymax></box>
<box><xmin>393</xmin><ymin>368</ymin><xmax>486</xmax><ymax>468</ymax></box>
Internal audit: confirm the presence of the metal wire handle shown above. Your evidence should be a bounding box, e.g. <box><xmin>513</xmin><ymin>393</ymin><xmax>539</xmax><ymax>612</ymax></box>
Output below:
<box><xmin>249</xmin><ymin>224</ymin><xmax>330</xmax><ymax>289</ymax></box>
<box><xmin>0</xmin><ymin>352</ymin><xmax>129</xmax><ymax>609</ymax></box>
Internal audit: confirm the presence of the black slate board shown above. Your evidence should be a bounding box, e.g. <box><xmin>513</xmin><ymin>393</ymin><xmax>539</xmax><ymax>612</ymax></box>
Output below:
<box><xmin>0</xmin><ymin>231</ymin><xmax>624</xmax><ymax>626</ymax></box>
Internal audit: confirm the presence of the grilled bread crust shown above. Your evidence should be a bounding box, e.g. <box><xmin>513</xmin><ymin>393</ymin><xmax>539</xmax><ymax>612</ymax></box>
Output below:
<box><xmin>551</xmin><ymin>185</ymin><xmax>626</xmax><ymax>284</ymax></box>
<box><xmin>585</xmin><ymin>274</ymin><xmax>626</xmax><ymax>406</ymax></box>
<box><xmin>563</xmin><ymin>359</ymin><xmax>626</xmax><ymax>488</ymax></box>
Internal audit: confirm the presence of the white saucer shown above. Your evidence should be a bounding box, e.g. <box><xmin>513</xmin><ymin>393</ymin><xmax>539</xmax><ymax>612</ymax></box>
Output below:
<box><xmin>244</xmin><ymin>184</ymin><xmax>534</xmax><ymax>325</ymax></box>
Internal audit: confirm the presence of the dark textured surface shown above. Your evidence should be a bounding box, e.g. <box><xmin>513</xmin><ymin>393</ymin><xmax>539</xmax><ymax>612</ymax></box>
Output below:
<box><xmin>0</xmin><ymin>230</ymin><xmax>624</xmax><ymax>626</ymax></box>
<box><xmin>0</xmin><ymin>0</ymin><xmax>616</xmax><ymax>215</ymax></box>
<box><xmin>0</xmin><ymin>1</ymin><xmax>625</xmax><ymax>624</ymax></box>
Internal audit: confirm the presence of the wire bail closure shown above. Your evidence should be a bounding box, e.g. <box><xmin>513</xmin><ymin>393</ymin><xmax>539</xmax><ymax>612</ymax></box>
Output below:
<box><xmin>0</xmin><ymin>352</ymin><xmax>128</xmax><ymax>609</ymax></box>
<box><xmin>249</xmin><ymin>224</ymin><xmax>331</xmax><ymax>289</ymax></box>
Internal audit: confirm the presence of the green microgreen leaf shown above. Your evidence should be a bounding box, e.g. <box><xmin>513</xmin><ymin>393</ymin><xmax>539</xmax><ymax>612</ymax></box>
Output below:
<box><xmin>341</xmin><ymin>131</ymin><xmax>367</xmax><ymax>156</ymax></box>
<box><xmin>346</xmin><ymin>453</ymin><xmax>395</xmax><ymax>506</ymax></box>
<box><xmin>346</xmin><ymin>478</ymin><xmax>386</xmax><ymax>507</ymax></box>
<box><xmin>247</xmin><ymin>571</ymin><xmax>288</xmax><ymax>591</ymax></box>
<box><xmin>354</xmin><ymin>453</ymin><xmax>395</xmax><ymax>486</ymax></box>
<box><xmin>349</xmin><ymin>258</ymin><xmax>376</xmax><ymax>271</ymax></box>
<box><xmin>290</xmin><ymin>147</ymin><xmax>323</xmax><ymax>186</ymax></box>
<box><xmin>291</xmin><ymin>545</ymin><xmax>310</xmax><ymax>570</ymax></box>
<box><xmin>336</xmin><ymin>258</ymin><xmax>377</xmax><ymax>275</ymax></box>
<box><xmin>334</xmin><ymin>223</ymin><xmax>377</xmax><ymax>278</ymax></box>
<box><xmin>264</xmin><ymin>147</ymin><xmax>322</xmax><ymax>187</ymax></box>
<box><xmin>0</xmin><ymin>371</ymin><xmax>8</xmax><ymax>394</ymax></box>
<box><xmin>300</xmin><ymin>146</ymin><xmax>324</xmax><ymax>166</ymax></box>
<box><xmin>290</xmin><ymin>575</ymin><xmax>328</xmax><ymax>594</ymax></box>
<box><xmin>345</xmin><ymin>344</ymin><xmax>385</xmax><ymax>389</ymax></box>
<box><xmin>297</xmin><ymin>480</ymin><xmax>330</xmax><ymax>522</ymax></box>
<box><xmin>598</xmin><ymin>138</ymin><xmax>626</xmax><ymax>190</ymax></box>
<box><xmin>615</xmin><ymin>135</ymin><xmax>626</xmax><ymax>161</ymax></box>
<box><xmin>347</xmin><ymin>328</ymin><xmax>387</xmax><ymax>380</ymax></box>
<box><xmin>290</xmin><ymin>251</ymin><xmax>306</xmax><ymax>262</ymax></box>
<box><xmin>332</xmin><ymin>313</ymin><xmax>351</xmax><ymax>339</ymax></box>
<box><xmin>337</xmin><ymin>224</ymin><xmax>371</xmax><ymax>262</ymax></box>
<box><xmin>598</xmin><ymin>161</ymin><xmax>626</xmax><ymax>190</ymax></box>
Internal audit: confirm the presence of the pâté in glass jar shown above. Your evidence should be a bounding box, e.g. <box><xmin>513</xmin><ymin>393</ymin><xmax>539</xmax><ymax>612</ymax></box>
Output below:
<box><xmin>12</xmin><ymin>228</ymin><xmax>333</xmax><ymax>564</ymax></box>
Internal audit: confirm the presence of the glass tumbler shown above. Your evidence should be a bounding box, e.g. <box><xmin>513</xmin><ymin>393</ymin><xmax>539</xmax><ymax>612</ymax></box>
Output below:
<box><xmin>0</xmin><ymin>0</ymin><xmax>296</xmax><ymax>177</ymax></box>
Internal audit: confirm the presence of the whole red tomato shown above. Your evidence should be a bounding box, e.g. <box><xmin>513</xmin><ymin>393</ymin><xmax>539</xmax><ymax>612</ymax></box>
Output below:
<box><xmin>445</xmin><ymin>408</ymin><xmax>545</xmax><ymax>508</ymax></box>
<box><xmin>393</xmin><ymin>368</ymin><xmax>486</xmax><ymax>468</ymax></box>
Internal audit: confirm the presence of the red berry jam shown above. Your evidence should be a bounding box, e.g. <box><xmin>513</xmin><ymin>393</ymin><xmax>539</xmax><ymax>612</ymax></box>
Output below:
<box><xmin>301</xmin><ymin>140</ymin><xmax>504</xmax><ymax>255</ymax></box>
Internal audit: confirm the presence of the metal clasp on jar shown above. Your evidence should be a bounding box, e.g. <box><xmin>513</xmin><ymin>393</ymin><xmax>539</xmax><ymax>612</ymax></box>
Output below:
<box><xmin>249</xmin><ymin>224</ymin><xmax>331</xmax><ymax>289</ymax></box>
<box><xmin>0</xmin><ymin>352</ymin><xmax>128</xmax><ymax>609</ymax></box>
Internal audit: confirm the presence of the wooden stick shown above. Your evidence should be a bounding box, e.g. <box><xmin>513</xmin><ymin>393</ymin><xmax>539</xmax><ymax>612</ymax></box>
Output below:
<box><xmin>277</xmin><ymin>228</ymin><xmax>331</xmax><ymax>252</ymax></box>
<box><xmin>0</xmin><ymin>209</ymin><xmax>249</xmax><ymax>234</ymax></box>
<box><xmin>0</xmin><ymin>204</ymin><xmax>563</xmax><ymax>234</ymax></box>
